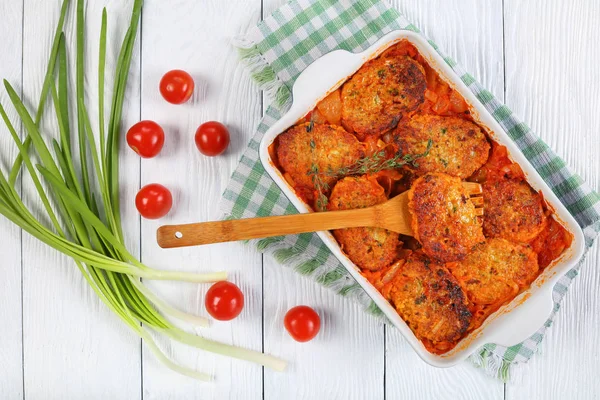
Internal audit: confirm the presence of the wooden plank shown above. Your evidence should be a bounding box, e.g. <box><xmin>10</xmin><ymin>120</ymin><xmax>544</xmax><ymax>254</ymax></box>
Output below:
<box><xmin>0</xmin><ymin>1</ymin><xmax>24</xmax><ymax>398</ymax></box>
<box><xmin>262</xmin><ymin>262</ymin><xmax>385</xmax><ymax>399</ymax></box>
<box><xmin>260</xmin><ymin>1</ymin><xmax>384</xmax><ymax>398</ymax></box>
<box><xmin>139</xmin><ymin>0</ymin><xmax>264</xmax><ymax>398</ymax></box>
<box><xmin>385</xmin><ymin>1</ymin><xmax>506</xmax><ymax>399</ymax></box>
<box><xmin>386</xmin><ymin>332</ymin><xmax>506</xmax><ymax>399</ymax></box>
<box><xmin>504</xmin><ymin>246</ymin><xmax>600</xmax><ymax>399</ymax></box>
<box><xmin>503</xmin><ymin>0</ymin><xmax>600</xmax><ymax>398</ymax></box>
<box><xmin>21</xmin><ymin>1</ymin><xmax>141</xmax><ymax>398</ymax></box>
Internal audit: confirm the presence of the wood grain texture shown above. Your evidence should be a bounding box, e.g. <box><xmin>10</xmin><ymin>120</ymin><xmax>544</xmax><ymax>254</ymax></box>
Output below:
<box><xmin>385</xmin><ymin>1</ymin><xmax>505</xmax><ymax>399</ymax></box>
<box><xmin>156</xmin><ymin>180</ymin><xmax>484</xmax><ymax>248</ymax></box>
<box><xmin>139</xmin><ymin>1</ymin><xmax>264</xmax><ymax>398</ymax></box>
<box><xmin>503</xmin><ymin>0</ymin><xmax>600</xmax><ymax>188</ymax></box>
<box><xmin>21</xmin><ymin>1</ymin><xmax>141</xmax><ymax>398</ymax></box>
<box><xmin>386</xmin><ymin>332</ymin><xmax>505</xmax><ymax>400</ymax></box>
<box><xmin>505</xmin><ymin>245</ymin><xmax>600</xmax><ymax>399</ymax></box>
<box><xmin>262</xmin><ymin>260</ymin><xmax>385</xmax><ymax>400</ymax></box>
<box><xmin>0</xmin><ymin>1</ymin><xmax>24</xmax><ymax>398</ymax></box>
<box><xmin>503</xmin><ymin>1</ymin><xmax>600</xmax><ymax>398</ymax></box>
<box><xmin>156</xmin><ymin>193</ymin><xmax>414</xmax><ymax>248</ymax></box>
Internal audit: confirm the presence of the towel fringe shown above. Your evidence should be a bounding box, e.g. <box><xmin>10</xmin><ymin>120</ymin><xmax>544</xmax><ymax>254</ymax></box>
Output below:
<box><xmin>469</xmin><ymin>348</ymin><xmax>511</xmax><ymax>382</ymax></box>
<box><xmin>233</xmin><ymin>36</ymin><xmax>292</xmax><ymax>109</ymax></box>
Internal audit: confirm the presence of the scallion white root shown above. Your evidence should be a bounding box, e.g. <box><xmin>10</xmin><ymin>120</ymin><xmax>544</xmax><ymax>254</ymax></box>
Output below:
<box><xmin>138</xmin><ymin>329</ymin><xmax>213</xmax><ymax>381</ymax></box>
<box><xmin>129</xmin><ymin>277</ymin><xmax>211</xmax><ymax>327</ymax></box>
<box><xmin>164</xmin><ymin>329</ymin><xmax>288</xmax><ymax>372</ymax></box>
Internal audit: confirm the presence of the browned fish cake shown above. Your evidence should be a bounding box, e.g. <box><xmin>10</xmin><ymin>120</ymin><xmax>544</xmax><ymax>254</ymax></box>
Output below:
<box><xmin>328</xmin><ymin>176</ymin><xmax>400</xmax><ymax>271</ymax></box>
<box><xmin>341</xmin><ymin>55</ymin><xmax>426</xmax><ymax>139</ymax></box>
<box><xmin>408</xmin><ymin>173</ymin><xmax>484</xmax><ymax>262</ymax></box>
<box><xmin>447</xmin><ymin>238</ymin><xmax>539</xmax><ymax>305</ymax></box>
<box><xmin>276</xmin><ymin>123</ymin><xmax>364</xmax><ymax>192</ymax></box>
<box><xmin>483</xmin><ymin>177</ymin><xmax>546</xmax><ymax>243</ymax></box>
<box><xmin>395</xmin><ymin>114</ymin><xmax>490</xmax><ymax>178</ymax></box>
<box><xmin>388</xmin><ymin>252</ymin><xmax>472</xmax><ymax>345</ymax></box>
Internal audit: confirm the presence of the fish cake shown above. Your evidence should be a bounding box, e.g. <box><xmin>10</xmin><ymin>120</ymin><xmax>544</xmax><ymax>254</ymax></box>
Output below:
<box><xmin>341</xmin><ymin>55</ymin><xmax>426</xmax><ymax>139</ymax></box>
<box><xmin>409</xmin><ymin>173</ymin><xmax>484</xmax><ymax>262</ymax></box>
<box><xmin>395</xmin><ymin>114</ymin><xmax>490</xmax><ymax>178</ymax></box>
<box><xmin>276</xmin><ymin>123</ymin><xmax>364</xmax><ymax>192</ymax></box>
<box><xmin>483</xmin><ymin>177</ymin><xmax>546</xmax><ymax>243</ymax></box>
<box><xmin>388</xmin><ymin>252</ymin><xmax>472</xmax><ymax>346</ymax></box>
<box><xmin>447</xmin><ymin>238</ymin><xmax>539</xmax><ymax>305</ymax></box>
<box><xmin>328</xmin><ymin>176</ymin><xmax>401</xmax><ymax>271</ymax></box>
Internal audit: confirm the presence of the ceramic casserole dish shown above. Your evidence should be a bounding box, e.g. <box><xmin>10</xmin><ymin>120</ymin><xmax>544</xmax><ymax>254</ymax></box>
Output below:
<box><xmin>258</xmin><ymin>30</ymin><xmax>585</xmax><ymax>367</ymax></box>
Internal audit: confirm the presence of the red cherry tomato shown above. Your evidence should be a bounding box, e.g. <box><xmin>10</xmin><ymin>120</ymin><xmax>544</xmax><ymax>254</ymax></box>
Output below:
<box><xmin>284</xmin><ymin>305</ymin><xmax>321</xmax><ymax>342</ymax></box>
<box><xmin>135</xmin><ymin>183</ymin><xmax>173</xmax><ymax>219</ymax></box>
<box><xmin>126</xmin><ymin>120</ymin><xmax>165</xmax><ymax>158</ymax></box>
<box><xmin>205</xmin><ymin>281</ymin><xmax>244</xmax><ymax>321</ymax></box>
<box><xmin>159</xmin><ymin>69</ymin><xmax>194</xmax><ymax>104</ymax></box>
<box><xmin>194</xmin><ymin>121</ymin><xmax>230</xmax><ymax>156</ymax></box>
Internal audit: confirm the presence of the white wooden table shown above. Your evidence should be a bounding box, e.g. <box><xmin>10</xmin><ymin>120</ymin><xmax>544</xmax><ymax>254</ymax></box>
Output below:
<box><xmin>0</xmin><ymin>0</ymin><xmax>598</xmax><ymax>399</ymax></box>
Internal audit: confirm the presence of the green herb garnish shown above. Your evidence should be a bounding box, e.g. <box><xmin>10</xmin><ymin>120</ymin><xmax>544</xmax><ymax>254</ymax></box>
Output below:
<box><xmin>307</xmin><ymin>140</ymin><xmax>432</xmax><ymax>211</ymax></box>
<box><xmin>329</xmin><ymin>138</ymin><xmax>432</xmax><ymax>177</ymax></box>
<box><xmin>306</xmin><ymin>119</ymin><xmax>314</xmax><ymax>132</ymax></box>
<box><xmin>310</xmin><ymin>164</ymin><xmax>330</xmax><ymax>211</ymax></box>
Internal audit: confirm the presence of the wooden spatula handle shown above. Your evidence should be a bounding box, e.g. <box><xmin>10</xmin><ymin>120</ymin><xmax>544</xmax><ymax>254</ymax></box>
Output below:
<box><xmin>157</xmin><ymin>207</ymin><xmax>377</xmax><ymax>248</ymax></box>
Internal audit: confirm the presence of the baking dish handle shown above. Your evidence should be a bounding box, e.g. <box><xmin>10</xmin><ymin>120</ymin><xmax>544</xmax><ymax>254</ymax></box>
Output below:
<box><xmin>485</xmin><ymin>285</ymin><xmax>554</xmax><ymax>348</ymax></box>
<box><xmin>290</xmin><ymin>49</ymin><xmax>361</xmax><ymax>111</ymax></box>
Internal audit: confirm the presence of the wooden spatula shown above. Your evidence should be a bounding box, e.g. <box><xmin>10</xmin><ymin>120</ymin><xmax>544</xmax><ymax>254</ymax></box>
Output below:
<box><xmin>157</xmin><ymin>182</ymin><xmax>483</xmax><ymax>249</ymax></box>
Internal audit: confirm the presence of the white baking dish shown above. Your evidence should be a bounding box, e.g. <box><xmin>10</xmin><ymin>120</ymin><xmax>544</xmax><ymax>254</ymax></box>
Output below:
<box><xmin>258</xmin><ymin>30</ymin><xmax>585</xmax><ymax>367</ymax></box>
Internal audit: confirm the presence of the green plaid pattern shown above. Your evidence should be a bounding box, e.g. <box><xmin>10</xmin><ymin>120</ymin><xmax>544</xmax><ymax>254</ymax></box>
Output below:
<box><xmin>222</xmin><ymin>0</ymin><xmax>600</xmax><ymax>380</ymax></box>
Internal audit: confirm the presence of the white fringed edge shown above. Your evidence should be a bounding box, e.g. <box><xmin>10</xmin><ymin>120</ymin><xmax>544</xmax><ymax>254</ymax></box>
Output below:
<box><xmin>469</xmin><ymin>348</ymin><xmax>512</xmax><ymax>382</ymax></box>
<box><xmin>232</xmin><ymin>35</ymin><xmax>292</xmax><ymax>110</ymax></box>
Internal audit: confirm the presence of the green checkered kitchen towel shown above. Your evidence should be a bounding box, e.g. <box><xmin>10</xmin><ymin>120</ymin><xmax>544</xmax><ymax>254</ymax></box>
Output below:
<box><xmin>220</xmin><ymin>0</ymin><xmax>600</xmax><ymax>380</ymax></box>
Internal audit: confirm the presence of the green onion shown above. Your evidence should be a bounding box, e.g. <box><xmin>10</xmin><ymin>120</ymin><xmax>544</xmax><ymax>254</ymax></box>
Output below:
<box><xmin>0</xmin><ymin>0</ymin><xmax>286</xmax><ymax>380</ymax></box>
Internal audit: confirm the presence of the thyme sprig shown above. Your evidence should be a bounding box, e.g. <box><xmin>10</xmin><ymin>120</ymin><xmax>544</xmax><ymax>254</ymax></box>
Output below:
<box><xmin>310</xmin><ymin>163</ymin><xmax>330</xmax><ymax>211</ymax></box>
<box><xmin>331</xmin><ymin>138</ymin><xmax>432</xmax><ymax>178</ymax></box>
<box><xmin>308</xmin><ymin>139</ymin><xmax>433</xmax><ymax>211</ymax></box>
<box><xmin>307</xmin><ymin>113</ymin><xmax>331</xmax><ymax>210</ymax></box>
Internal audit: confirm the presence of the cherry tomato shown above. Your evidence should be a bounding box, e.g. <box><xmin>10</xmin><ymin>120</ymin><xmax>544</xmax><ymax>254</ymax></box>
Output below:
<box><xmin>205</xmin><ymin>281</ymin><xmax>244</xmax><ymax>321</ymax></box>
<box><xmin>126</xmin><ymin>120</ymin><xmax>165</xmax><ymax>158</ymax></box>
<box><xmin>159</xmin><ymin>69</ymin><xmax>194</xmax><ymax>104</ymax></box>
<box><xmin>284</xmin><ymin>305</ymin><xmax>321</xmax><ymax>342</ymax></box>
<box><xmin>194</xmin><ymin>121</ymin><xmax>230</xmax><ymax>156</ymax></box>
<box><xmin>135</xmin><ymin>183</ymin><xmax>173</xmax><ymax>219</ymax></box>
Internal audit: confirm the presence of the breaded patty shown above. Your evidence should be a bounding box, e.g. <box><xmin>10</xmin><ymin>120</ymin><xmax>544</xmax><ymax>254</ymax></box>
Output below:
<box><xmin>276</xmin><ymin>123</ymin><xmax>364</xmax><ymax>191</ymax></box>
<box><xmin>328</xmin><ymin>176</ymin><xmax>400</xmax><ymax>271</ymax></box>
<box><xmin>483</xmin><ymin>177</ymin><xmax>546</xmax><ymax>242</ymax></box>
<box><xmin>409</xmin><ymin>173</ymin><xmax>484</xmax><ymax>262</ymax></box>
<box><xmin>388</xmin><ymin>252</ymin><xmax>472</xmax><ymax>345</ymax></box>
<box><xmin>395</xmin><ymin>114</ymin><xmax>490</xmax><ymax>178</ymax></box>
<box><xmin>448</xmin><ymin>238</ymin><xmax>539</xmax><ymax>305</ymax></box>
<box><xmin>341</xmin><ymin>55</ymin><xmax>426</xmax><ymax>139</ymax></box>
